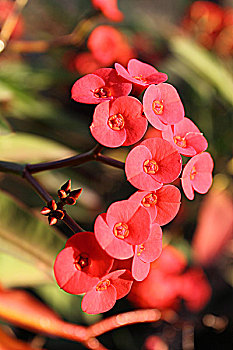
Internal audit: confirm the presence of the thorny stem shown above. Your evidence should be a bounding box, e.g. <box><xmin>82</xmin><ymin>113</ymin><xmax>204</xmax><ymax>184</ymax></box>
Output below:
<box><xmin>26</xmin><ymin>143</ymin><xmax>123</xmax><ymax>174</ymax></box>
<box><xmin>63</xmin><ymin>212</ymin><xmax>84</xmax><ymax>233</ymax></box>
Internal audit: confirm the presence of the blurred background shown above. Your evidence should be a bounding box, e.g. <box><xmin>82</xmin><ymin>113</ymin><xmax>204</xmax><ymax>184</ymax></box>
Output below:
<box><xmin>0</xmin><ymin>0</ymin><xmax>232</xmax><ymax>349</ymax></box>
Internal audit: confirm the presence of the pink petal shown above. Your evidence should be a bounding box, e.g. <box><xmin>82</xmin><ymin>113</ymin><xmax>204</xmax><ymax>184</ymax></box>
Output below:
<box><xmin>126</xmin><ymin>206</ymin><xmax>151</xmax><ymax>245</ymax></box>
<box><xmin>141</xmin><ymin>138</ymin><xmax>182</xmax><ymax>184</ymax></box>
<box><xmin>181</xmin><ymin>157</ymin><xmax>197</xmax><ymax>200</ymax></box>
<box><xmin>94</xmin><ymin>213</ymin><xmax>115</xmax><ymax>250</ymax></box>
<box><xmin>106</xmin><ymin>200</ymin><xmax>141</xmax><ymax>228</ymax></box>
<box><xmin>96</xmin><ymin>212</ymin><xmax>134</xmax><ymax>259</ymax></box>
<box><xmin>192</xmin><ymin>173</ymin><xmax>213</xmax><ymax>194</ymax></box>
<box><xmin>109</xmin><ymin>96</ymin><xmax>147</xmax><ymax>146</ymax></box>
<box><xmin>90</xmin><ymin>101</ymin><xmax>126</xmax><ymax>147</ymax></box>
<box><xmin>139</xmin><ymin>223</ymin><xmax>163</xmax><ymax>262</ymax></box>
<box><xmin>125</xmin><ymin>144</ymin><xmax>163</xmax><ymax>190</ymax></box>
<box><xmin>65</xmin><ymin>232</ymin><xmax>113</xmax><ymax>276</ymax></box>
<box><xmin>81</xmin><ymin>284</ymin><xmax>117</xmax><ymax>314</ymax></box>
<box><xmin>154</xmin><ymin>185</ymin><xmax>181</xmax><ymax>226</ymax></box>
<box><xmin>128</xmin><ymin>59</ymin><xmax>159</xmax><ymax>77</ymax></box>
<box><xmin>132</xmin><ymin>256</ymin><xmax>150</xmax><ymax>281</ymax></box>
<box><xmin>143</xmin><ymin>84</ymin><xmax>184</xmax><ymax>130</ymax></box>
<box><xmin>129</xmin><ymin>190</ymin><xmax>158</xmax><ymax>221</ymax></box>
<box><xmin>54</xmin><ymin>247</ymin><xmax>99</xmax><ymax>294</ymax></box>
<box><xmin>71</xmin><ymin>74</ymin><xmax>106</xmax><ymax>104</ymax></box>
<box><xmin>94</xmin><ymin>68</ymin><xmax>132</xmax><ymax>97</ymax></box>
<box><xmin>110</xmin><ymin>270</ymin><xmax>133</xmax><ymax>299</ymax></box>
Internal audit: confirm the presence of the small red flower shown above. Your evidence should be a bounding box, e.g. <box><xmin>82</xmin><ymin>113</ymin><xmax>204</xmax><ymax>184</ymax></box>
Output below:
<box><xmin>179</xmin><ymin>268</ymin><xmax>212</xmax><ymax>312</ymax></box>
<box><xmin>91</xmin><ymin>0</ymin><xmax>124</xmax><ymax>22</ymax></box>
<box><xmin>94</xmin><ymin>200</ymin><xmax>151</xmax><ymax>259</ymax></box>
<box><xmin>71</xmin><ymin>52</ymin><xmax>103</xmax><ymax>75</ymax></box>
<box><xmin>87</xmin><ymin>25</ymin><xmax>135</xmax><ymax>67</ymax></box>
<box><xmin>71</xmin><ymin>68</ymin><xmax>132</xmax><ymax>104</ymax></box>
<box><xmin>132</xmin><ymin>223</ymin><xmax>162</xmax><ymax>281</ymax></box>
<box><xmin>129</xmin><ymin>185</ymin><xmax>181</xmax><ymax>226</ymax></box>
<box><xmin>115</xmin><ymin>59</ymin><xmax>168</xmax><ymax>94</ymax></box>
<box><xmin>143</xmin><ymin>83</ymin><xmax>185</xmax><ymax>130</ymax></box>
<box><xmin>125</xmin><ymin>138</ymin><xmax>182</xmax><ymax>191</ymax></box>
<box><xmin>81</xmin><ymin>269</ymin><xmax>133</xmax><ymax>314</ymax></box>
<box><xmin>162</xmin><ymin>117</ymin><xmax>208</xmax><ymax>156</ymax></box>
<box><xmin>90</xmin><ymin>96</ymin><xmax>147</xmax><ymax>147</ymax></box>
<box><xmin>181</xmin><ymin>152</ymin><xmax>214</xmax><ymax>200</ymax></box>
<box><xmin>54</xmin><ymin>232</ymin><xmax>114</xmax><ymax>295</ymax></box>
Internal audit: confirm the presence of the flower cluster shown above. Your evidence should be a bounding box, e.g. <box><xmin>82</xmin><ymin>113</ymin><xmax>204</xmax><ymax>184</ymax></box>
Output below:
<box><xmin>182</xmin><ymin>1</ymin><xmax>233</xmax><ymax>57</ymax></box>
<box><xmin>128</xmin><ymin>245</ymin><xmax>212</xmax><ymax>312</ymax></box>
<box><xmin>54</xmin><ymin>58</ymin><xmax>213</xmax><ymax>314</ymax></box>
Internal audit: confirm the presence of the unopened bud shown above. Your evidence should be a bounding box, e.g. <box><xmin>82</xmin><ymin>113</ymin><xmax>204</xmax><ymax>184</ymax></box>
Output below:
<box><xmin>70</xmin><ymin>188</ymin><xmax>83</xmax><ymax>200</ymax></box>
<box><xmin>58</xmin><ymin>189</ymin><xmax>67</xmax><ymax>199</ymax></box>
<box><xmin>40</xmin><ymin>206</ymin><xmax>51</xmax><ymax>215</ymax></box>
<box><xmin>61</xmin><ymin>179</ymin><xmax>71</xmax><ymax>193</ymax></box>
<box><xmin>48</xmin><ymin>216</ymin><xmax>57</xmax><ymax>225</ymax></box>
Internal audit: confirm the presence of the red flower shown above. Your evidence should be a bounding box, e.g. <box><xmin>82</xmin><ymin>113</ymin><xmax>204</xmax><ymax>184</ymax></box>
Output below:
<box><xmin>181</xmin><ymin>152</ymin><xmax>214</xmax><ymax>200</ymax></box>
<box><xmin>182</xmin><ymin>1</ymin><xmax>224</xmax><ymax>50</ymax></box>
<box><xmin>0</xmin><ymin>1</ymin><xmax>24</xmax><ymax>39</ymax></box>
<box><xmin>143</xmin><ymin>83</ymin><xmax>185</xmax><ymax>130</ymax></box>
<box><xmin>87</xmin><ymin>25</ymin><xmax>135</xmax><ymax>67</ymax></box>
<box><xmin>125</xmin><ymin>138</ymin><xmax>182</xmax><ymax>191</ymax></box>
<box><xmin>128</xmin><ymin>268</ymin><xmax>181</xmax><ymax>310</ymax></box>
<box><xmin>81</xmin><ymin>269</ymin><xmax>133</xmax><ymax>314</ymax></box>
<box><xmin>94</xmin><ymin>200</ymin><xmax>151</xmax><ymax>259</ymax></box>
<box><xmin>132</xmin><ymin>223</ymin><xmax>162</xmax><ymax>281</ymax></box>
<box><xmin>90</xmin><ymin>96</ymin><xmax>147</xmax><ymax>147</ymax></box>
<box><xmin>152</xmin><ymin>245</ymin><xmax>187</xmax><ymax>275</ymax></box>
<box><xmin>71</xmin><ymin>68</ymin><xmax>132</xmax><ymax>104</ymax></box>
<box><xmin>91</xmin><ymin>0</ymin><xmax>123</xmax><ymax>22</ymax></box>
<box><xmin>53</xmin><ymin>232</ymin><xmax>113</xmax><ymax>295</ymax></box>
<box><xmin>115</xmin><ymin>59</ymin><xmax>167</xmax><ymax>95</ymax></box>
<box><xmin>129</xmin><ymin>185</ymin><xmax>181</xmax><ymax>226</ymax></box>
<box><xmin>179</xmin><ymin>268</ymin><xmax>212</xmax><ymax>312</ymax></box>
<box><xmin>71</xmin><ymin>52</ymin><xmax>103</xmax><ymax>75</ymax></box>
<box><xmin>162</xmin><ymin>117</ymin><xmax>208</xmax><ymax>156</ymax></box>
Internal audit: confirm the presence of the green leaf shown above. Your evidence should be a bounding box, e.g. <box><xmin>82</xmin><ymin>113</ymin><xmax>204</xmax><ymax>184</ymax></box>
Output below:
<box><xmin>0</xmin><ymin>252</ymin><xmax>51</xmax><ymax>287</ymax></box>
<box><xmin>35</xmin><ymin>284</ymin><xmax>101</xmax><ymax>324</ymax></box>
<box><xmin>169</xmin><ymin>36</ymin><xmax>233</xmax><ymax>106</ymax></box>
<box><xmin>0</xmin><ymin>191</ymin><xmax>66</xmax><ymax>284</ymax></box>
<box><xmin>0</xmin><ymin>132</ymin><xmax>75</xmax><ymax>162</ymax></box>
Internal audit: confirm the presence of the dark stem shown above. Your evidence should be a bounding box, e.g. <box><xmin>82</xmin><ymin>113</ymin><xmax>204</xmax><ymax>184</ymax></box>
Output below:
<box><xmin>23</xmin><ymin>170</ymin><xmax>53</xmax><ymax>203</ymax></box>
<box><xmin>63</xmin><ymin>212</ymin><xmax>84</xmax><ymax>233</ymax></box>
<box><xmin>95</xmin><ymin>154</ymin><xmax>125</xmax><ymax>170</ymax></box>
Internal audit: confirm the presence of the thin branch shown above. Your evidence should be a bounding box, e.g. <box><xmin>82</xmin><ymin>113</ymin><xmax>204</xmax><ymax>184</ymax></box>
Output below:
<box><xmin>87</xmin><ymin>309</ymin><xmax>161</xmax><ymax>338</ymax></box>
<box><xmin>23</xmin><ymin>170</ymin><xmax>53</xmax><ymax>203</ymax></box>
<box><xmin>63</xmin><ymin>212</ymin><xmax>84</xmax><ymax>233</ymax></box>
<box><xmin>0</xmin><ymin>160</ymin><xmax>25</xmax><ymax>176</ymax></box>
<box><xmin>95</xmin><ymin>154</ymin><xmax>125</xmax><ymax>170</ymax></box>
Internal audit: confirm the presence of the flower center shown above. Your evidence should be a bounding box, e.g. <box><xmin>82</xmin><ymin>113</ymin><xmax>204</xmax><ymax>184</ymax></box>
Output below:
<box><xmin>141</xmin><ymin>193</ymin><xmax>158</xmax><ymax>207</ymax></box>
<box><xmin>74</xmin><ymin>253</ymin><xmax>89</xmax><ymax>271</ymax></box>
<box><xmin>132</xmin><ymin>75</ymin><xmax>147</xmax><ymax>83</ymax></box>
<box><xmin>173</xmin><ymin>135</ymin><xmax>187</xmax><ymax>148</ymax></box>
<box><xmin>113</xmin><ymin>222</ymin><xmax>129</xmax><ymax>239</ymax></box>
<box><xmin>93</xmin><ymin>87</ymin><xmax>111</xmax><ymax>99</ymax></box>
<box><xmin>96</xmin><ymin>279</ymin><xmax>111</xmax><ymax>291</ymax></box>
<box><xmin>107</xmin><ymin>113</ymin><xmax>125</xmax><ymax>131</ymax></box>
<box><xmin>190</xmin><ymin>166</ymin><xmax>197</xmax><ymax>180</ymax></box>
<box><xmin>143</xmin><ymin>160</ymin><xmax>159</xmax><ymax>174</ymax></box>
<box><xmin>136</xmin><ymin>244</ymin><xmax>145</xmax><ymax>256</ymax></box>
<box><xmin>152</xmin><ymin>100</ymin><xmax>164</xmax><ymax>115</ymax></box>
